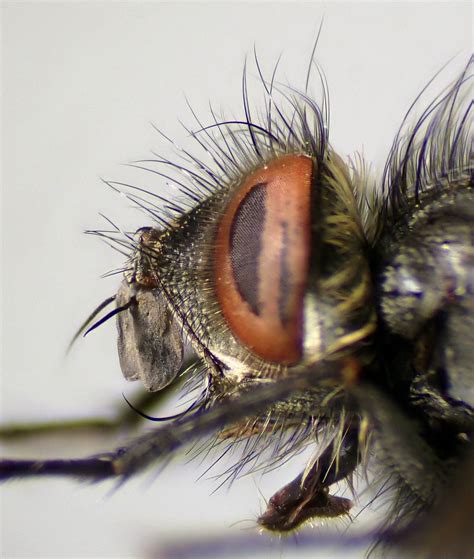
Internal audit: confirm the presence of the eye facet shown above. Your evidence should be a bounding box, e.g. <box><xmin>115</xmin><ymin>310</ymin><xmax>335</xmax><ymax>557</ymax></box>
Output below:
<box><xmin>214</xmin><ymin>154</ymin><xmax>313</xmax><ymax>364</ymax></box>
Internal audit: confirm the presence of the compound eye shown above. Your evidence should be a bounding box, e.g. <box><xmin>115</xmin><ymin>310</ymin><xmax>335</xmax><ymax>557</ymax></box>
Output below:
<box><xmin>215</xmin><ymin>154</ymin><xmax>313</xmax><ymax>364</ymax></box>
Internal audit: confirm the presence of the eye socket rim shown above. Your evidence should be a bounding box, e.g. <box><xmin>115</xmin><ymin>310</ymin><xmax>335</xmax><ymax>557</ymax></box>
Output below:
<box><xmin>214</xmin><ymin>153</ymin><xmax>314</xmax><ymax>365</ymax></box>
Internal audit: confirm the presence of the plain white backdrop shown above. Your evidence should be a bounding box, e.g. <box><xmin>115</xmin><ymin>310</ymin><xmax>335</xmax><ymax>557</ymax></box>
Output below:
<box><xmin>1</xmin><ymin>2</ymin><xmax>472</xmax><ymax>558</ymax></box>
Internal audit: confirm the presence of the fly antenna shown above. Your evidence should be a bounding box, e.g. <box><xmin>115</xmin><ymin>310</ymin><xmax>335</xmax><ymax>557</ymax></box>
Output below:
<box><xmin>67</xmin><ymin>295</ymin><xmax>117</xmax><ymax>353</ymax></box>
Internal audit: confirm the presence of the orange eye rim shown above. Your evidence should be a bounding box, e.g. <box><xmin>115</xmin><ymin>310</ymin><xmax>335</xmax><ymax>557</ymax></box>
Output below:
<box><xmin>214</xmin><ymin>154</ymin><xmax>313</xmax><ymax>364</ymax></box>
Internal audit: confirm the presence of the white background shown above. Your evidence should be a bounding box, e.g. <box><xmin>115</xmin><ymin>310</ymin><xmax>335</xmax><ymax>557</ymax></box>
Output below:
<box><xmin>1</xmin><ymin>2</ymin><xmax>472</xmax><ymax>558</ymax></box>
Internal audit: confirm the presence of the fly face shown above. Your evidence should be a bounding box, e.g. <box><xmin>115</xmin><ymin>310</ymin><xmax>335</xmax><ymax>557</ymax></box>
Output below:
<box><xmin>120</xmin><ymin>139</ymin><xmax>374</xmax><ymax>392</ymax></box>
<box><xmin>2</xmin><ymin>4</ymin><xmax>473</xmax><ymax>559</ymax></box>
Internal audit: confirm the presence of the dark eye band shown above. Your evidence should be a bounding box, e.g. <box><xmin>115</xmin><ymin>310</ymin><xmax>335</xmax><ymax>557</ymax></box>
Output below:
<box><xmin>215</xmin><ymin>154</ymin><xmax>313</xmax><ymax>363</ymax></box>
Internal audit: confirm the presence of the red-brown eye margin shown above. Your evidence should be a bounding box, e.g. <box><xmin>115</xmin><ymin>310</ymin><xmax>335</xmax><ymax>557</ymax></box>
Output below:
<box><xmin>214</xmin><ymin>154</ymin><xmax>313</xmax><ymax>364</ymax></box>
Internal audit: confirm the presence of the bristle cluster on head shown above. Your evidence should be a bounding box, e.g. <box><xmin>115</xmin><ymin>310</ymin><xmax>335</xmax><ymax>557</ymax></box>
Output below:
<box><xmin>97</xmin><ymin>50</ymin><xmax>330</xmax><ymax>244</ymax></box>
